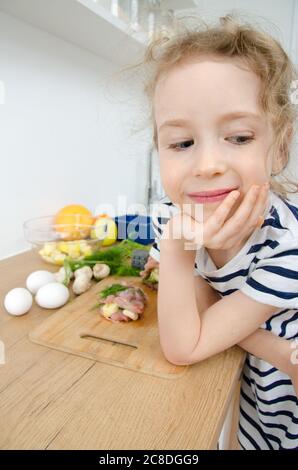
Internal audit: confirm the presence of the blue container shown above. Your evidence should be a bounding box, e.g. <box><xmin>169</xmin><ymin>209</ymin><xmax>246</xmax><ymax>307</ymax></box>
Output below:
<box><xmin>113</xmin><ymin>214</ymin><xmax>155</xmax><ymax>245</ymax></box>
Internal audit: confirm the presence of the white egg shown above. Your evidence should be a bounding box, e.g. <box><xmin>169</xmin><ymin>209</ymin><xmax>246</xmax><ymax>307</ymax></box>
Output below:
<box><xmin>26</xmin><ymin>270</ymin><xmax>56</xmax><ymax>295</ymax></box>
<box><xmin>35</xmin><ymin>282</ymin><xmax>69</xmax><ymax>309</ymax></box>
<box><xmin>4</xmin><ymin>288</ymin><xmax>33</xmax><ymax>316</ymax></box>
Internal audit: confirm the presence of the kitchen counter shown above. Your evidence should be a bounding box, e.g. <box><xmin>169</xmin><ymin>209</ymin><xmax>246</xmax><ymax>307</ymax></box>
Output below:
<box><xmin>0</xmin><ymin>249</ymin><xmax>245</xmax><ymax>450</ymax></box>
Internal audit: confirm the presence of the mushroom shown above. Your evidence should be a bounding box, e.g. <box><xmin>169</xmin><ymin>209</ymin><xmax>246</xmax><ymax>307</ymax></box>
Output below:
<box><xmin>72</xmin><ymin>266</ymin><xmax>93</xmax><ymax>295</ymax></box>
<box><xmin>74</xmin><ymin>266</ymin><xmax>93</xmax><ymax>281</ymax></box>
<box><xmin>72</xmin><ymin>275</ymin><xmax>92</xmax><ymax>295</ymax></box>
<box><xmin>93</xmin><ymin>263</ymin><xmax>110</xmax><ymax>280</ymax></box>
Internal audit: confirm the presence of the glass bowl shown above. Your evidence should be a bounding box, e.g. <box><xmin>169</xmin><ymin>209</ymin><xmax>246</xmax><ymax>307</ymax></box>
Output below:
<box><xmin>23</xmin><ymin>215</ymin><xmax>109</xmax><ymax>265</ymax></box>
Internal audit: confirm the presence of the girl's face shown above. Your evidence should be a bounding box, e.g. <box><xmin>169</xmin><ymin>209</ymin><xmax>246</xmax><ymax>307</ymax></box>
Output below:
<box><xmin>154</xmin><ymin>56</ymin><xmax>274</xmax><ymax>221</ymax></box>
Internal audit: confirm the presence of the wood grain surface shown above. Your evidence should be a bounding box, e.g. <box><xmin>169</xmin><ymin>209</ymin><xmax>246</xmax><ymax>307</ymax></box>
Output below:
<box><xmin>29</xmin><ymin>275</ymin><xmax>188</xmax><ymax>379</ymax></box>
<box><xmin>0</xmin><ymin>249</ymin><xmax>245</xmax><ymax>450</ymax></box>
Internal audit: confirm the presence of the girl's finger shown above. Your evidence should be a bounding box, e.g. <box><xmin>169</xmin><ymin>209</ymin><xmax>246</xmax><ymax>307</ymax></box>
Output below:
<box><xmin>218</xmin><ymin>184</ymin><xmax>261</xmax><ymax>232</ymax></box>
<box><xmin>204</xmin><ymin>189</ymin><xmax>241</xmax><ymax>236</ymax></box>
<box><xmin>207</xmin><ymin>184</ymin><xmax>261</xmax><ymax>246</ymax></box>
<box><xmin>246</xmin><ymin>183</ymin><xmax>269</xmax><ymax>228</ymax></box>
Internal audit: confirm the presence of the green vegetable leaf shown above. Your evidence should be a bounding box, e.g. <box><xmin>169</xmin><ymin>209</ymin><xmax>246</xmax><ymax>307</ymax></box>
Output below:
<box><xmin>63</xmin><ymin>258</ymin><xmax>74</xmax><ymax>287</ymax></box>
<box><xmin>99</xmin><ymin>284</ymin><xmax>128</xmax><ymax>299</ymax></box>
<box><xmin>66</xmin><ymin>239</ymin><xmax>151</xmax><ymax>276</ymax></box>
<box><xmin>115</xmin><ymin>265</ymin><xmax>140</xmax><ymax>276</ymax></box>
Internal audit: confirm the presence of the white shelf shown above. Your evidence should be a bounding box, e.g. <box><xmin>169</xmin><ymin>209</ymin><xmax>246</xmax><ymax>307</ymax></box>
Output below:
<box><xmin>0</xmin><ymin>0</ymin><xmax>147</xmax><ymax>66</ymax></box>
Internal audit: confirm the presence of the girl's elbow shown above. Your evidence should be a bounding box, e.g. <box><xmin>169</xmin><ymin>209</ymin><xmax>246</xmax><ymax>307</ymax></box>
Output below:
<box><xmin>163</xmin><ymin>349</ymin><xmax>201</xmax><ymax>366</ymax></box>
<box><xmin>160</xmin><ymin>338</ymin><xmax>205</xmax><ymax>365</ymax></box>
<box><xmin>161</xmin><ymin>346</ymin><xmax>188</xmax><ymax>365</ymax></box>
<box><xmin>167</xmin><ymin>356</ymin><xmax>188</xmax><ymax>366</ymax></box>
<box><xmin>166</xmin><ymin>355</ymin><xmax>192</xmax><ymax>366</ymax></box>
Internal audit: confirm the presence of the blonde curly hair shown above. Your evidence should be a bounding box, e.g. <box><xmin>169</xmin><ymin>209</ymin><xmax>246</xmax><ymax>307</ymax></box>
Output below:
<box><xmin>129</xmin><ymin>12</ymin><xmax>298</xmax><ymax>200</ymax></box>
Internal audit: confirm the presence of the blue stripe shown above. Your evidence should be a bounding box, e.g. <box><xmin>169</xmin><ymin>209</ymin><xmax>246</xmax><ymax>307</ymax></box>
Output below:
<box><xmin>240</xmin><ymin>389</ymin><xmax>298</xmax><ymax>447</ymax></box>
<box><xmin>266</xmin><ymin>309</ymin><xmax>297</xmax><ymax>334</ymax></box>
<box><xmin>240</xmin><ymin>387</ymin><xmax>298</xmax><ymax>424</ymax></box>
<box><xmin>270</xmin><ymin>248</ymin><xmax>298</xmax><ymax>259</ymax></box>
<box><xmin>252</xmin><ymin>391</ymin><xmax>297</xmax><ymax>406</ymax></box>
<box><xmin>155</xmin><ymin>216</ymin><xmax>170</xmax><ymax>225</ymax></box>
<box><xmin>218</xmin><ymin>288</ymin><xmax>238</xmax><ymax>296</ymax></box>
<box><xmin>163</xmin><ymin>201</ymin><xmax>175</xmax><ymax>207</ymax></box>
<box><xmin>280</xmin><ymin>311</ymin><xmax>298</xmax><ymax>337</ymax></box>
<box><xmin>247</xmin><ymin>238</ymin><xmax>279</xmax><ymax>254</ymax></box>
<box><xmin>241</xmin><ymin>379</ymin><xmax>298</xmax><ymax>406</ymax></box>
<box><xmin>239</xmin><ymin>406</ymin><xmax>275</xmax><ymax>449</ymax></box>
<box><xmin>265</xmin><ymin>205</ymin><xmax>289</xmax><ymax>230</ymax></box>
<box><xmin>288</xmin><ymin>332</ymin><xmax>298</xmax><ymax>340</ymax></box>
<box><xmin>281</xmin><ymin>198</ymin><xmax>298</xmax><ymax>222</ymax></box>
<box><xmin>247</xmin><ymin>361</ymin><xmax>277</xmax><ymax>376</ymax></box>
<box><xmin>240</xmin><ymin>388</ymin><xmax>298</xmax><ymax>424</ymax></box>
<box><xmin>240</xmin><ymin>383</ymin><xmax>258</xmax><ymax>410</ymax></box>
<box><xmin>245</xmin><ymin>276</ymin><xmax>298</xmax><ymax>301</ymax></box>
<box><xmin>242</xmin><ymin>392</ymin><xmax>298</xmax><ymax>445</ymax></box>
<box><xmin>258</xmin><ymin>419</ymin><xmax>298</xmax><ymax>440</ymax></box>
<box><xmin>152</xmin><ymin>222</ymin><xmax>164</xmax><ymax>237</ymax></box>
<box><xmin>207</xmin><ymin>268</ymin><xmax>249</xmax><ymax>283</ymax></box>
<box><xmin>237</xmin><ymin>436</ymin><xmax>246</xmax><ymax>450</ymax></box>
<box><xmin>263</xmin><ymin>219</ymin><xmax>289</xmax><ymax>230</ymax></box>
<box><xmin>238</xmin><ymin>422</ymin><xmax>263</xmax><ymax>449</ymax></box>
<box><xmin>237</xmin><ymin>247</ymin><xmax>298</xmax><ymax>269</ymax></box>
<box><xmin>243</xmin><ymin>373</ymin><xmax>292</xmax><ymax>392</ymax></box>
<box><xmin>258</xmin><ymin>265</ymin><xmax>298</xmax><ymax>279</ymax></box>
<box><xmin>268</xmin><ymin>308</ymin><xmax>289</xmax><ymax>321</ymax></box>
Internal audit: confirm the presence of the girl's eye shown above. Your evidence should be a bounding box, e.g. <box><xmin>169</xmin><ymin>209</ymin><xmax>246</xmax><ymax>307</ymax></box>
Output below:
<box><xmin>168</xmin><ymin>140</ymin><xmax>194</xmax><ymax>151</ymax></box>
<box><xmin>167</xmin><ymin>135</ymin><xmax>254</xmax><ymax>151</ymax></box>
<box><xmin>226</xmin><ymin>135</ymin><xmax>254</xmax><ymax>145</ymax></box>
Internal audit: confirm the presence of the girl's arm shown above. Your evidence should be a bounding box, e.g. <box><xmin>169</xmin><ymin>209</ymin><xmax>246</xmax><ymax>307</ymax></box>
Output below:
<box><xmin>195</xmin><ymin>274</ymin><xmax>297</xmax><ymax>381</ymax></box>
<box><xmin>158</xmin><ymin>237</ymin><xmax>283</xmax><ymax>365</ymax></box>
<box><xmin>238</xmin><ymin>331</ymin><xmax>298</xmax><ymax>395</ymax></box>
<box><xmin>157</xmin><ymin>240</ymin><xmax>298</xmax><ymax>396</ymax></box>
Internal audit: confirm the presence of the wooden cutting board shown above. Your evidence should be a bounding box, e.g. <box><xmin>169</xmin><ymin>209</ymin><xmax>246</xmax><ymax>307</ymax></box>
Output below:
<box><xmin>29</xmin><ymin>275</ymin><xmax>188</xmax><ymax>379</ymax></box>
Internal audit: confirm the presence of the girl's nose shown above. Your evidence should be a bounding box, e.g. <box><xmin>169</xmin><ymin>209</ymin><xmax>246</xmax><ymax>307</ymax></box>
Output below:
<box><xmin>191</xmin><ymin>145</ymin><xmax>227</xmax><ymax>178</ymax></box>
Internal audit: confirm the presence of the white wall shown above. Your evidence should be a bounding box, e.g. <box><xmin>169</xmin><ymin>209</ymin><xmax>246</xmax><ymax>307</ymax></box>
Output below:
<box><xmin>0</xmin><ymin>11</ymin><xmax>151</xmax><ymax>260</ymax></box>
<box><xmin>1</xmin><ymin>1</ymin><xmax>298</xmax><ymax>260</ymax></box>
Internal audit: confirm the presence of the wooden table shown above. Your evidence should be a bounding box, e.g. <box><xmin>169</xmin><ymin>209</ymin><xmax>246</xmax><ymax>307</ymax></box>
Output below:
<box><xmin>0</xmin><ymin>249</ymin><xmax>245</xmax><ymax>450</ymax></box>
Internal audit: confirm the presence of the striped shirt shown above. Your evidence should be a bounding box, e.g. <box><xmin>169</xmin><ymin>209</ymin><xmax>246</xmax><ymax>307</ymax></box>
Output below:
<box><xmin>149</xmin><ymin>190</ymin><xmax>298</xmax><ymax>450</ymax></box>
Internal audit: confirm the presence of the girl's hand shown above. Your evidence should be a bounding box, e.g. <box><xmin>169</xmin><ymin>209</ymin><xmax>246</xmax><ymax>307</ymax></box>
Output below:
<box><xmin>162</xmin><ymin>183</ymin><xmax>270</xmax><ymax>251</ymax></box>
<box><xmin>140</xmin><ymin>255</ymin><xmax>159</xmax><ymax>278</ymax></box>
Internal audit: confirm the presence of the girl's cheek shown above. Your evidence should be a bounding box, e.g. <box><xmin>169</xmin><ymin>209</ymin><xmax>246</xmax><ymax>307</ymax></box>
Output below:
<box><xmin>160</xmin><ymin>160</ymin><xmax>180</xmax><ymax>187</ymax></box>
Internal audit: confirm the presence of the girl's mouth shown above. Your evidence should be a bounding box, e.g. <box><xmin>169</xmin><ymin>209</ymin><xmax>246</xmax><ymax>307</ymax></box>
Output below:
<box><xmin>187</xmin><ymin>188</ymin><xmax>237</xmax><ymax>203</ymax></box>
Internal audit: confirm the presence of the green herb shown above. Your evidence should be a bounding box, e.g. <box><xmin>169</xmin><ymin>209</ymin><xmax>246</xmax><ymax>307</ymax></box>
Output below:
<box><xmin>66</xmin><ymin>239</ymin><xmax>151</xmax><ymax>276</ymax></box>
<box><xmin>116</xmin><ymin>265</ymin><xmax>140</xmax><ymax>276</ymax></box>
<box><xmin>99</xmin><ymin>284</ymin><xmax>128</xmax><ymax>299</ymax></box>
<box><xmin>63</xmin><ymin>258</ymin><xmax>74</xmax><ymax>286</ymax></box>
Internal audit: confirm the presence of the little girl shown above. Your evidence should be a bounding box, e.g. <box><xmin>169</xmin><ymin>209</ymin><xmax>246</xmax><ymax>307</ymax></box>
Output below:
<box><xmin>140</xmin><ymin>14</ymin><xmax>298</xmax><ymax>450</ymax></box>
